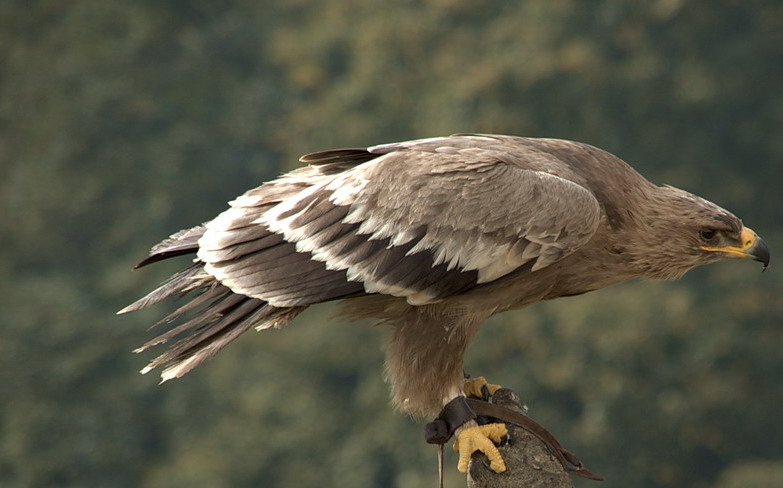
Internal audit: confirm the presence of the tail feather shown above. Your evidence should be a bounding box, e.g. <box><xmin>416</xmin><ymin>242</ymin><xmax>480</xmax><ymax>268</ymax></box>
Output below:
<box><xmin>128</xmin><ymin>276</ymin><xmax>305</xmax><ymax>380</ymax></box>
<box><xmin>160</xmin><ymin>294</ymin><xmax>251</xmax><ymax>356</ymax></box>
<box><xmin>140</xmin><ymin>296</ymin><xmax>262</xmax><ymax>374</ymax></box>
<box><xmin>143</xmin><ymin>298</ymin><xmax>305</xmax><ymax>382</ymax></box>
<box><xmin>133</xmin><ymin>285</ymin><xmax>235</xmax><ymax>352</ymax></box>
<box><xmin>118</xmin><ymin>264</ymin><xmax>206</xmax><ymax>315</ymax></box>
<box><xmin>147</xmin><ymin>281</ymin><xmax>231</xmax><ymax>331</ymax></box>
<box><xmin>155</xmin><ymin>303</ymin><xmax>293</xmax><ymax>382</ymax></box>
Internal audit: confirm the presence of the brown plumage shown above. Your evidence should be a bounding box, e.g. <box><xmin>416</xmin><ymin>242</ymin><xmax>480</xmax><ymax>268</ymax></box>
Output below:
<box><xmin>120</xmin><ymin>134</ymin><xmax>769</xmax><ymax>420</ymax></box>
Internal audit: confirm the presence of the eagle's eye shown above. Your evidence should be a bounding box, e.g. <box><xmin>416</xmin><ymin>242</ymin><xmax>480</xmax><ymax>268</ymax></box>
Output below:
<box><xmin>699</xmin><ymin>228</ymin><xmax>717</xmax><ymax>241</ymax></box>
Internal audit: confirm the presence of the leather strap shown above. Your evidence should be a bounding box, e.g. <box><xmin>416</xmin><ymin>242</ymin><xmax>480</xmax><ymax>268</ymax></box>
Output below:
<box><xmin>424</xmin><ymin>396</ymin><xmax>477</xmax><ymax>444</ymax></box>
<box><xmin>425</xmin><ymin>396</ymin><xmax>477</xmax><ymax>488</ymax></box>
<box><xmin>466</xmin><ymin>398</ymin><xmax>604</xmax><ymax>481</ymax></box>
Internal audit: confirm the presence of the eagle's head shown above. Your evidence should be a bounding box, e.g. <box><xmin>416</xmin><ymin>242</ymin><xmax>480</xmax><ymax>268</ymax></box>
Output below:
<box><xmin>629</xmin><ymin>185</ymin><xmax>769</xmax><ymax>280</ymax></box>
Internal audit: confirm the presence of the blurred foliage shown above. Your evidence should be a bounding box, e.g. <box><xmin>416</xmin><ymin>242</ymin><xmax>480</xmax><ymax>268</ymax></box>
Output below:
<box><xmin>1</xmin><ymin>1</ymin><xmax>781</xmax><ymax>487</ymax></box>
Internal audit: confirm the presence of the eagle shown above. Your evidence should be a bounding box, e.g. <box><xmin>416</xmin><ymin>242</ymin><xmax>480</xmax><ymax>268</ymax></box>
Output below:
<box><xmin>120</xmin><ymin>134</ymin><xmax>769</xmax><ymax>473</ymax></box>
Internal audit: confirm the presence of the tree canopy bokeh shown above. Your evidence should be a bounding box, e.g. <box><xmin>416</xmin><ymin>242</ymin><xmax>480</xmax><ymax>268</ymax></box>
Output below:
<box><xmin>1</xmin><ymin>1</ymin><xmax>781</xmax><ymax>487</ymax></box>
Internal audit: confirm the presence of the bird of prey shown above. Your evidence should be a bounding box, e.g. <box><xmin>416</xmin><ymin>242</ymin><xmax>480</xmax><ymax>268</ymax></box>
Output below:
<box><xmin>120</xmin><ymin>134</ymin><xmax>769</xmax><ymax>474</ymax></box>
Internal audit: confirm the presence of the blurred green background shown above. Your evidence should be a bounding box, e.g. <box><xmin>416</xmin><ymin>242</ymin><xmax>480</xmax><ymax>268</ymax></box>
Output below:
<box><xmin>2</xmin><ymin>1</ymin><xmax>781</xmax><ymax>487</ymax></box>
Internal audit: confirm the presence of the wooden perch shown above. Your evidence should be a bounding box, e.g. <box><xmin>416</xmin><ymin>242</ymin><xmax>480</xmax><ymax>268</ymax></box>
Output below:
<box><xmin>465</xmin><ymin>388</ymin><xmax>585</xmax><ymax>488</ymax></box>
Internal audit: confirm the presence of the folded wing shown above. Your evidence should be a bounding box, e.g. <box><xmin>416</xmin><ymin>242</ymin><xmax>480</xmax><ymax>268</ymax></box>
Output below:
<box><xmin>198</xmin><ymin>136</ymin><xmax>602</xmax><ymax>306</ymax></box>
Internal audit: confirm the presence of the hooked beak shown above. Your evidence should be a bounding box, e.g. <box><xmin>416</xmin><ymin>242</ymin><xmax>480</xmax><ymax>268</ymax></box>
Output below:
<box><xmin>701</xmin><ymin>226</ymin><xmax>770</xmax><ymax>271</ymax></box>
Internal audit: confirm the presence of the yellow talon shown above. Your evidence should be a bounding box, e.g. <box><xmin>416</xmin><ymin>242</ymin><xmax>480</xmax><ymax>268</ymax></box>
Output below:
<box><xmin>453</xmin><ymin>423</ymin><xmax>508</xmax><ymax>473</ymax></box>
<box><xmin>463</xmin><ymin>376</ymin><xmax>502</xmax><ymax>399</ymax></box>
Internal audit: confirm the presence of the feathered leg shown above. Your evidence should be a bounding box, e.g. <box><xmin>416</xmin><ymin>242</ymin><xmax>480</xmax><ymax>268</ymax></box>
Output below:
<box><xmin>384</xmin><ymin>306</ymin><xmax>507</xmax><ymax>473</ymax></box>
